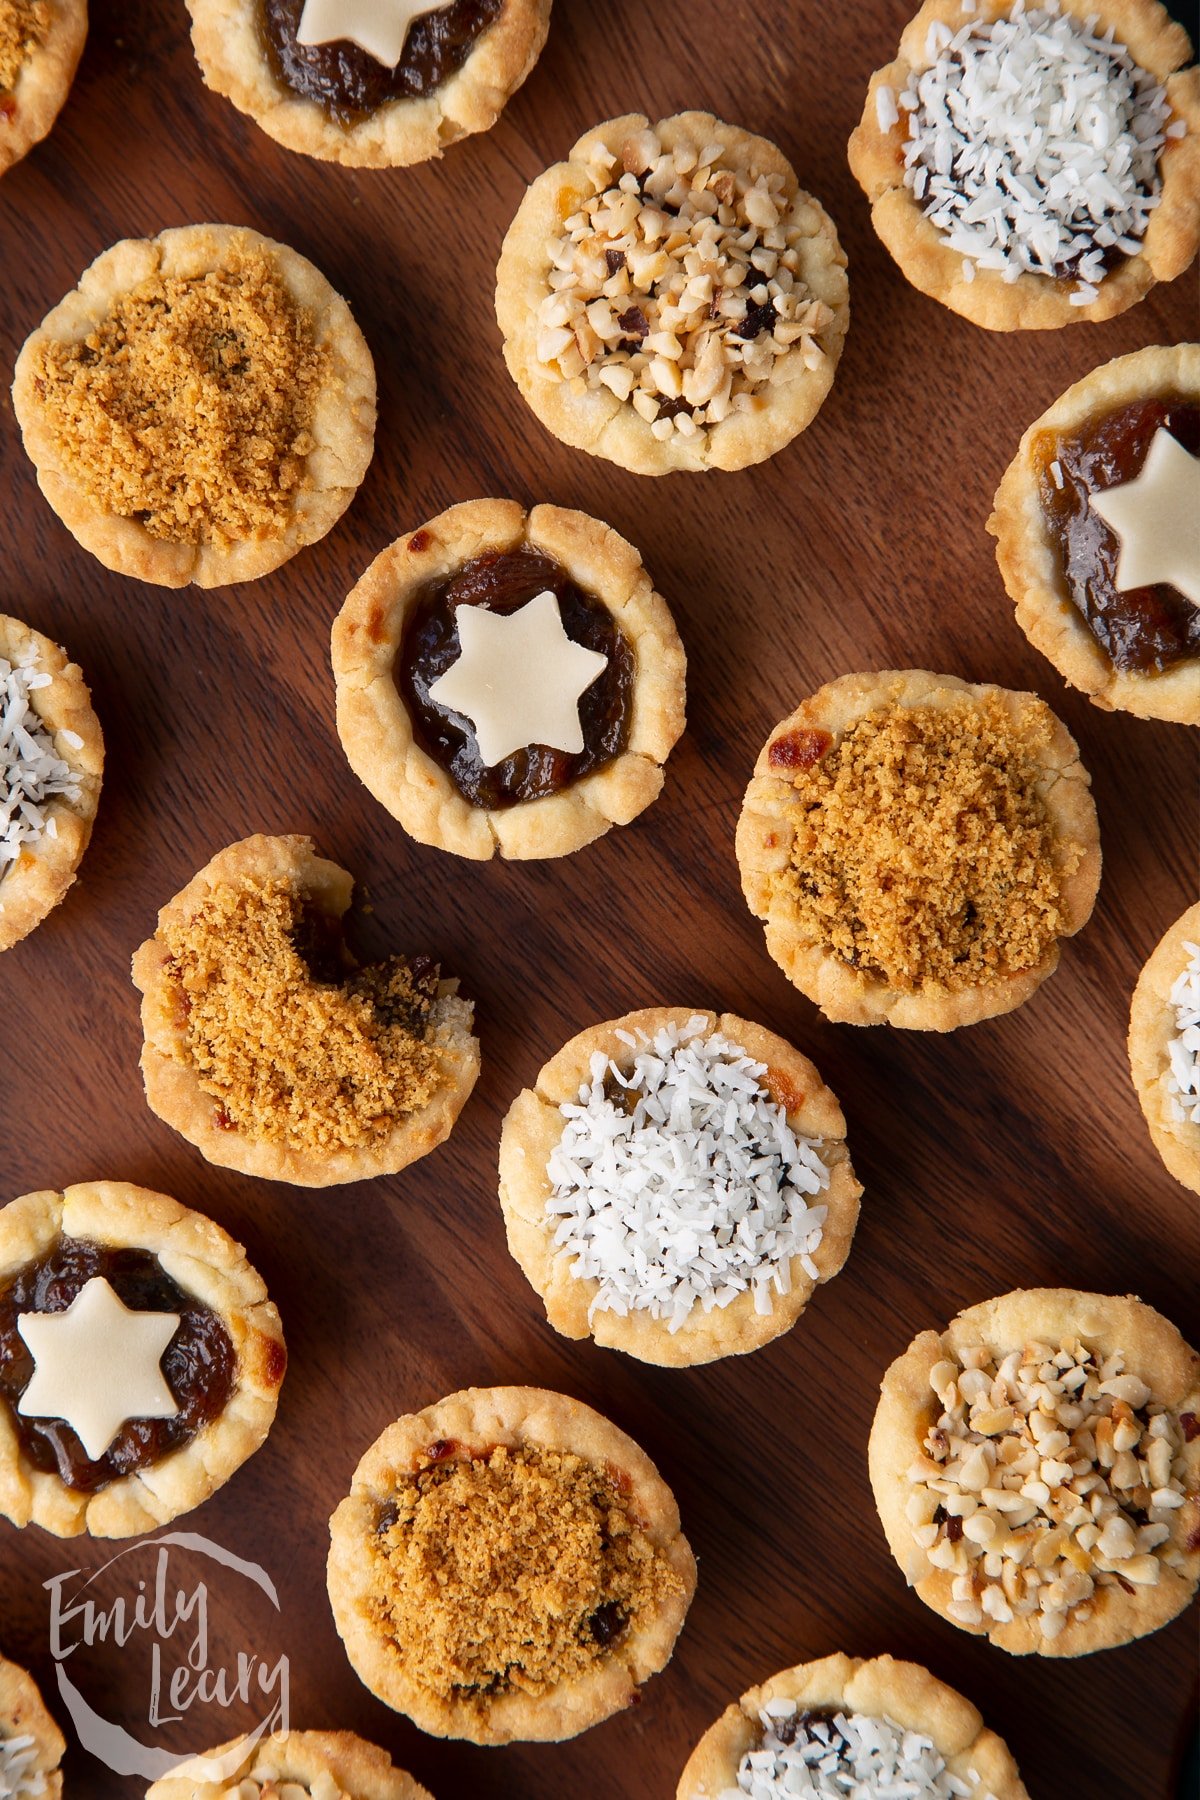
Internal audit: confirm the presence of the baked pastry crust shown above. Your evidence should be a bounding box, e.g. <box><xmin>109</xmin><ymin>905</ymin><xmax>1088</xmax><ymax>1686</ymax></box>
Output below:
<box><xmin>327</xmin><ymin>1384</ymin><xmax>696</xmax><ymax>1743</ymax></box>
<box><xmin>331</xmin><ymin>498</ymin><xmax>687</xmax><ymax>861</ymax></box>
<box><xmin>868</xmin><ymin>1288</ymin><xmax>1200</xmax><ymax>1656</ymax></box>
<box><xmin>144</xmin><ymin>1728</ymin><xmax>432</xmax><ymax>1799</ymax></box>
<box><xmin>1129</xmin><ymin>899</ymin><xmax>1200</xmax><ymax>1193</ymax></box>
<box><xmin>736</xmin><ymin>669</ymin><xmax>1101</xmax><ymax>1030</ymax></box>
<box><xmin>676</xmin><ymin>1651</ymin><xmax>1028</xmax><ymax>1800</ymax></box>
<box><xmin>0</xmin><ymin>1651</ymin><xmax>64</xmax><ymax>1800</ymax></box>
<box><xmin>132</xmin><ymin>833</ymin><xmax>479</xmax><ymax>1186</ymax></box>
<box><xmin>11</xmin><ymin>223</ymin><xmax>376</xmax><ymax>588</ymax></box>
<box><xmin>498</xmin><ymin>1006</ymin><xmax>862</xmax><ymax>1366</ymax></box>
<box><xmin>186</xmin><ymin>0</ymin><xmax>550</xmax><ymax>169</ymax></box>
<box><xmin>0</xmin><ymin>611</ymin><xmax>103</xmax><ymax>953</ymax></box>
<box><xmin>0</xmin><ymin>0</ymin><xmax>86</xmax><ymax>178</ymax></box>
<box><xmin>988</xmin><ymin>343</ymin><xmax>1200</xmax><ymax>724</ymax></box>
<box><xmin>847</xmin><ymin>0</ymin><xmax>1200</xmax><ymax>331</ymax></box>
<box><xmin>0</xmin><ymin>1180</ymin><xmax>285</xmax><ymax>1540</ymax></box>
<box><xmin>496</xmin><ymin>110</ymin><xmax>849</xmax><ymax>474</ymax></box>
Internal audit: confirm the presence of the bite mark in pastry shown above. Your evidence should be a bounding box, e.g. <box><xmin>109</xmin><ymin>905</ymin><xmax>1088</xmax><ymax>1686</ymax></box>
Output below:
<box><xmin>0</xmin><ymin>1182</ymin><xmax>285</xmax><ymax>1539</ymax></box>
<box><xmin>132</xmin><ymin>834</ymin><xmax>479</xmax><ymax>1186</ymax></box>
<box><xmin>736</xmin><ymin>670</ymin><xmax>1101</xmax><ymax>1030</ymax></box>
<box><xmin>326</xmin><ymin>1386</ymin><xmax>695</xmax><ymax>1742</ymax></box>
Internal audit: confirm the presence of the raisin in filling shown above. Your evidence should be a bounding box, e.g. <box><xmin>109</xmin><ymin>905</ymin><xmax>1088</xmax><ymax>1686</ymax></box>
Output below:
<box><xmin>1035</xmin><ymin>397</ymin><xmax>1199</xmax><ymax>675</ymax></box>
<box><xmin>0</xmin><ymin>1239</ymin><xmax>235</xmax><ymax>1492</ymax></box>
<box><xmin>259</xmin><ymin>0</ymin><xmax>504</xmax><ymax>123</ymax></box>
<box><xmin>398</xmin><ymin>548</ymin><xmax>635</xmax><ymax>809</ymax></box>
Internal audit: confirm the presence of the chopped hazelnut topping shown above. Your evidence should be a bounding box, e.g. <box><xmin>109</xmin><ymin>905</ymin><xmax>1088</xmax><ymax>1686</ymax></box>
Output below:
<box><xmin>31</xmin><ymin>250</ymin><xmax>327</xmax><ymax>545</ymax></box>
<box><xmin>160</xmin><ymin>876</ymin><xmax>442</xmax><ymax>1154</ymax></box>
<box><xmin>775</xmin><ymin>698</ymin><xmax>1068</xmax><ymax>990</ymax></box>
<box><xmin>536</xmin><ymin>126</ymin><xmax>834</xmax><ymax>439</ymax></box>
<box><xmin>0</xmin><ymin>0</ymin><xmax>48</xmax><ymax>92</ymax></box>
<box><xmin>907</xmin><ymin>1338</ymin><xmax>1192</xmax><ymax>1641</ymax></box>
<box><xmin>369</xmin><ymin>1444</ymin><xmax>684</xmax><ymax>1706</ymax></box>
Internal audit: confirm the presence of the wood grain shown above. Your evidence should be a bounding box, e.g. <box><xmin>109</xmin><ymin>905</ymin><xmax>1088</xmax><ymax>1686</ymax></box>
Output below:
<box><xmin>1</xmin><ymin>2</ymin><xmax>1197</xmax><ymax>1796</ymax></box>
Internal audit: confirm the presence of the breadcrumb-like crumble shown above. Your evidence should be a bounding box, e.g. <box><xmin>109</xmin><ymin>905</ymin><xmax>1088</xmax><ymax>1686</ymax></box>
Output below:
<box><xmin>370</xmin><ymin>1445</ymin><xmax>683</xmax><ymax>1703</ymax></box>
<box><xmin>777</xmin><ymin>699</ymin><xmax>1068</xmax><ymax>990</ymax></box>
<box><xmin>32</xmin><ymin>250</ymin><xmax>326</xmax><ymax>544</ymax></box>
<box><xmin>0</xmin><ymin>0</ymin><xmax>48</xmax><ymax>92</ymax></box>
<box><xmin>161</xmin><ymin>877</ymin><xmax>442</xmax><ymax>1153</ymax></box>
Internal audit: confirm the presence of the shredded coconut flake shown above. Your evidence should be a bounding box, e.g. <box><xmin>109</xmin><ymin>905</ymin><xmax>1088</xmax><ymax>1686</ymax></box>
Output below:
<box><xmin>900</xmin><ymin>1</ymin><xmax>1174</xmax><ymax>291</ymax></box>
<box><xmin>546</xmin><ymin>1016</ymin><xmax>829</xmax><ymax>1331</ymax></box>
<box><xmin>0</xmin><ymin>1734</ymin><xmax>47</xmax><ymax>1800</ymax></box>
<box><xmin>1</xmin><ymin>648</ymin><xmax>80</xmax><ymax>877</ymax></box>
<box><xmin>720</xmin><ymin>1703</ymin><xmax>994</xmax><ymax>1800</ymax></box>
<box><xmin>1166</xmin><ymin>939</ymin><xmax>1200</xmax><ymax>1124</ymax></box>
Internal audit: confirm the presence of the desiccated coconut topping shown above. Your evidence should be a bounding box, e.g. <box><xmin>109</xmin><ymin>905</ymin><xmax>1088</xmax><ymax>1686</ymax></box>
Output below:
<box><xmin>721</xmin><ymin>1701</ymin><xmax>994</xmax><ymax>1800</ymax></box>
<box><xmin>1</xmin><ymin>649</ymin><xmax>81</xmax><ymax>880</ymax></box>
<box><xmin>888</xmin><ymin>0</ymin><xmax>1177</xmax><ymax>301</ymax></box>
<box><xmin>1166</xmin><ymin>941</ymin><xmax>1200</xmax><ymax>1125</ymax></box>
<box><xmin>906</xmin><ymin>1337</ymin><xmax>1193</xmax><ymax>1642</ymax></box>
<box><xmin>0</xmin><ymin>1732</ymin><xmax>48</xmax><ymax>1800</ymax></box>
<box><xmin>536</xmin><ymin>127</ymin><xmax>835</xmax><ymax>442</ymax></box>
<box><xmin>546</xmin><ymin>1016</ymin><xmax>829</xmax><ymax>1332</ymax></box>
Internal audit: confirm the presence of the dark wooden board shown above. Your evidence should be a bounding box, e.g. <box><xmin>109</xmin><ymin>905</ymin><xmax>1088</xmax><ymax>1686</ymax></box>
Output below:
<box><xmin>1</xmin><ymin>2</ymin><xmax>1197</xmax><ymax>1796</ymax></box>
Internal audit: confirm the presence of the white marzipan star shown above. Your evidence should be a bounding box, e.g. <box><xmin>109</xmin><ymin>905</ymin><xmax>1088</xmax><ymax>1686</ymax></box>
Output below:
<box><xmin>18</xmin><ymin>1276</ymin><xmax>180</xmax><ymax>1462</ymax></box>
<box><xmin>427</xmin><ymin>590</ymin><xmax>610</xmax><ymax>769</ymax></box>
<box><xmin>1088</xmin><ymin>426</ymin><xmax>1200</xmax><ymax>610</ymax></box>
<box><xmin>296</xmin><ymin>0</ymin><xmax>446</xmax><ymax>68</ymax></box>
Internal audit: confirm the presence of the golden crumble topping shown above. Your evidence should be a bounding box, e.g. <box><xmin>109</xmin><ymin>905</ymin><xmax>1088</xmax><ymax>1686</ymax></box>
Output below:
<box><xmin>369</xmin><ymin>1444</ymin><xmax>684</xmax><ymax>1704</ymax></box>
<box><xmin>31</xmin><ymin>250</ymin><xmax>326</xmax><ymax>545</ymax></box>
<box><xmin>0</xmin><ymin>0</ymin><xmax>49</xmax><ymax>93</ymax></box>
<box><xmin>777</xmin><ymin>699</ymin><xmax>1068</xmax><ymax>990</ymax></box>
<box><xmin>161</xmin><ymin>877</ymin><xmax>442</xmax><ymax>1153</ymax></box>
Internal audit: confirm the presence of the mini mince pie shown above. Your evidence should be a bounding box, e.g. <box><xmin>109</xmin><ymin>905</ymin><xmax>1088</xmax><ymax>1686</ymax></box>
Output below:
<box><xmin>869</xmin><ymin>1288</ymin><xmax>1200</xmax><ymax>1656</ymax></box>
<box><xmin>495</xmin><ymin>111</ymin><xmax>849</xmax><ymax>475</ymax></box>
<box><xmin>848</xmin><ymin>0</ymin><xmax>1200</xmax><ymax>331</ymax></box>
<box><xmin>326</xmin><ymin>1385</ymin><xmax>696</xmax><ymax>1743</ymax></box>
<box><xmin>1129</xmin><ymin>899</ymin><xmax>1200</xmax><ymax>1195</ymax></box>
<box><xmin>736</xmin><ymin>670</ymin><xmax>1101</xmax><ymax>1031</ymax></box>
<box><xmin>0</xmin><ymin>1652</ymin><xmax>64</xmax><ymax>1800</ymax></box>
<box><xmin>12</xmin><ymin>224</ymin><xmax>376</xmax><ymax>588</ymax></box>
<box><xmin>132</xmin><ymin>834</ymin><xmax>479</xmax><ymax>1187</ymax></box>
<box><xmin>497</xmin><ymin>1007</ymin><xmax>862</xmax><ymax>1367</ymax></box>
<box><xmin>0</xmin><ymin>0</ymin><xmax>86</xmax><ymax>179</ymax></box>
<box><xmin>0</xmin><ymin>612</ymin><xmax>103</xmax><ymax>954</ymax></box>
<box><xmin>0</xmin><ymin>1181</ymin><xmax>285</xmax><ymax>1539</ymax></box>
<box><xmin>331</xmin><ymin>499</ymin><xmax>687</xmax><ymax>860</ymax></box>
<box><xmin>186</xmin><ymin>0</ymin><xmax>550</xmax><ymax>168</ymax></box>
<box><xmin>675</xmin><ymin>1652</ymin><xmax>1028</xmax><ymax>1800</ymax></box>
<box><xmin>989</xmin><ymin>343</ymin><xmax>1199</xmax><ymax>724</ymax></box>
<box><xmin>144</xmin><ymin>1729</ymin><xmax>433</xmax><ymax>1800</ymax></box>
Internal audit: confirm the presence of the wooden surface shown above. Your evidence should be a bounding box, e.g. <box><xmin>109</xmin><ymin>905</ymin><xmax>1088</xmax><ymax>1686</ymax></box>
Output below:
<box><xmin>1</xmin><ymin>2</ymin><xmax>1198</xmax><ymax>1796</ymax></box>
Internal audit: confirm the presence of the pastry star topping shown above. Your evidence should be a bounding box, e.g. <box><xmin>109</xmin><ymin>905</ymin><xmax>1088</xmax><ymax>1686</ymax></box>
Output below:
<box><xmin>1089</xmin><ymin>427</ymin><xmax>1200</xmax><ymax>609</ymax></box>
<box><xmin>17</xmin><ymin>1276</ymin><xmax>179</xmax><ymax>1461</ymax></box>
<box><xmin>427</xmin><ymin>591</ymin><xmax>609</xmax><ymax>768</ymax></box>
<box><xmin>296</xmin><ymin>0</ymin><xmax>446</xmax><ymax>68</ymax></box>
